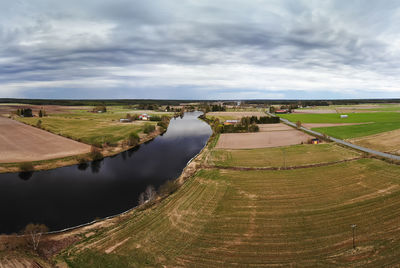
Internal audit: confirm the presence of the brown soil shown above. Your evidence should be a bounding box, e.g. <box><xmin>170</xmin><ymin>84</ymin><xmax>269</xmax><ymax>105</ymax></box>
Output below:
<box><xmin>216</xmin><ymin>124</ymin><xmax>313</xmax><ymax>149</ymax></box>
<box><xmin>207</xmin><ymin>111</ymin><xmax>266</xmax><ymax>118</ymax></box>
<box><xmin>0</xmin><ymin>117</ymin><xmax>91</xmax><ymax>163</ymax></box>
<box><xmin>0</xmin><ymin>104</ymin><xmax>88</xmax><ymax>117</ymax></box>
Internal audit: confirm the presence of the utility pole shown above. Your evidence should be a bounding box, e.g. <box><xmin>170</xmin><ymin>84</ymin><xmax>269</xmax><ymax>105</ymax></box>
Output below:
<box><xmin>351</xmin><ymin>224</ymin><xmax>357</xmax><ymax>249</ymax></box>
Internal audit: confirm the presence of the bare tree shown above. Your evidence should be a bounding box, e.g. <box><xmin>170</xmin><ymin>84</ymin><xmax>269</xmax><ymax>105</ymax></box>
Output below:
<box><xmin>145</xmin><ymin>185</ymin><xmax>156</xmax><ymax>201</ymax></box>
<box><xmin>23</xmin><ymin>223</ymin><xmax>49</xmax><ymax>251</ymax></box>
<box><xmin>138</xmin><ymin>192</ymin><xmax>145</xmax><ymax>205</ymax></box>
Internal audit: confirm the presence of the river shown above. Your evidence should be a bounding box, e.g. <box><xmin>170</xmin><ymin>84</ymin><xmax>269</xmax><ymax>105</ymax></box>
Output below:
<box><xmin>0</xmin><ymin>111</ymin><xmax>211</xmax><ymax>234</ymax></box>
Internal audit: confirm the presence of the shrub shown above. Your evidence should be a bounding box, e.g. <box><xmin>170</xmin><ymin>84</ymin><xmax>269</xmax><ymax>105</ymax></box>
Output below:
<box><xmin>128</xmin><ymin>132</ymin><xmax>140</xmax><ymax>146</ymax></box>
<box><xmin>158</xmin><ymin>180</ymin><xmax>179</xmax><ymax>197</ymax></box>
<box><xmin>89</xmin><ymin>146</ymin><xmax>103</xmax><ymax>161</ymax></box>
<box><xmin>143</xmin><ymin>123</ymin><xmax>155</xmax><ymax>134</ymax></box>
<box><xmin>36</xmin><ymin>120</ymin><xmax>42</xmax><ymax>128</ymax></box>
<box><xmin>19</xmin><ymin>162</ymin><xmax>34</xmax><ymax>172</ymax></box>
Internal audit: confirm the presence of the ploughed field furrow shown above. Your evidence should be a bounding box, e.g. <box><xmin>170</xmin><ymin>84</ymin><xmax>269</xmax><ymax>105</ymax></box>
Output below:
<box><xmin>70</xmin><ymin>158</ymin><xmax>400</xmax><ymax>267</ymax></box>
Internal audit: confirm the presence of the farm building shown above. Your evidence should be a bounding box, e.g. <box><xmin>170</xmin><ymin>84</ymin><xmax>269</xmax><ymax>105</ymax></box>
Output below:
<box><xmin>311</xmin><ymin>138</ymin><xmax>320</xmax><ymax>144</ymax></box>
<box><xmin>139</xmin><ymin>114</ymin><xmax>151</xmax><ymax>120</ymax></box>
<box><xmin>340</xmin><ymin>115</ymin><xmax>348</xmax><ymax>118</ymax></box>
<box><xmin>224</xmin><ymin>120</ymin><xmax>239</xmax><ymax>125</ymax></box>
<box><xmin>119</xmin><ymin>118</ymin><xmax>131</xmax><ymax>123</ymax></box>
<box><xmin>275</xmin><ymin>109</ymin><xmax>289</xmax><ymax>114</ymax></box>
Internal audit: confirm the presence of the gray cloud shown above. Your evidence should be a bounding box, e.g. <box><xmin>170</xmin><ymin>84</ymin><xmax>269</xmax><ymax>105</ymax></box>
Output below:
<box><xmin>1</xmin><ymin>0</ymin><xmax>400</xmax><ymax>98</ymax></box>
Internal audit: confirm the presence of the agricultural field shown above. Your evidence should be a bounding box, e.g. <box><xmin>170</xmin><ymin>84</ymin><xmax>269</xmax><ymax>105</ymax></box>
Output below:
<box><xmin>215</xmin><ymin>123</ymin><xmax>312</xmax><ymax>149</ymax></box>
<box><xmin>15</xmin><ymin>106</ymin><xmax>172</xmax><ymax>147</ymax></box>
<box><xmin>209</xmin><ymin>143</ymin><xmax>360</xmax><ymax>168</ymax></box>
<box><xmin>62</xmin><ymin>157</ymin><xmax>400</xmax><ymax>267</ymax></box>
<box><xmin>206</xmin><ymin>111</ymin><xmax>267</xmax><ymax>121</ymax></box>
<box><xmin>0</xmin><ymin>117</ymin><xmax>90</xmax><ymax>163</ymax></box>
<box><xmin>280</xmin><ymin>112</ymin><xmax>400</xmax><ymax>139</ymax></box>
<box><xmin>350</xmin><ymin>129</ymin><xmax>400</xmax><ymax>155</ymax></box>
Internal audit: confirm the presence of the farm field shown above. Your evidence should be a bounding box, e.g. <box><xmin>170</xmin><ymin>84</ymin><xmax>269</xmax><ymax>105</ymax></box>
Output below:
<box><xmin>215</xmin><ymin>123</ymin><xmax>312</xmax><ymax>149</ymax></box>
<box><xmin>280</xmin><ymin>112</ymin><xmax>400</xmax><ymax>139</ymax></box>
<box><xmin>62</xmin><ymin>158</ymin><xmax>400</xmax><ymax>267</ymax></box>
<box><xmin>0</xmin><ymin>117</ymin><xmax>90</xmax><ymax>163</ymax></box>
<box><xmin>209</xmin><ymin>143</ymin><xmax>360</xmax><ymax>168</ymax></box>
<box><xmin>350</xmin><ymin>129</ymin><xmax>400</xmax><ymax>155</ymax></box>
<box><xmin>206</xmin><ymin>111</ymin><xmax>266</xmax><ymax>121</ymax></box>
<box><xmin>16</xmin><ymin>106</ymin><xmax>172</xmax><ymax>147</ymax></box>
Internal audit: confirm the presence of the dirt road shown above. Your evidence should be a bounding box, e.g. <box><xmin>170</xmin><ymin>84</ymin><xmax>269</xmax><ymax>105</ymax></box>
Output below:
<box><xmin>0</xmin><ymin>117</ymin><xmax>90</xmax><ymax>163</ymax></box>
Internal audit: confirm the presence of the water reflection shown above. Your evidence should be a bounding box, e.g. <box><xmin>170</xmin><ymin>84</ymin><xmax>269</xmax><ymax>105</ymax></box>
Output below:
<box><xmin>0</xmin><ymin>112</ymin><xmax>211</xmax><ymax>234</ymax></box>
<box><xmin>18</xmin><ymin>171</ymin><xmax>34</xmax><ymax>181</ymax></box>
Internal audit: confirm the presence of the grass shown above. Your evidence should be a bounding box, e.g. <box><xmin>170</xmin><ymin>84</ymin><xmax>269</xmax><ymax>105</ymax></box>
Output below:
<box><xmin>209</xmin><ymin>143</ymin><xmax>360</xmax><ymax>168</ymax></box>
<box><xmin>280</xmin><ymin>112</ymin><xmax>400</xmax><ymax>139</ymax></box>
<box><xmin>62</xmin><ymin>158</ymin><xmax>400</xmax><ymax>267</ymax></box>
<box><xmin>16</xmin><ymin>106</ymin><xmax>172</xmax><ymax>146</ymax></box>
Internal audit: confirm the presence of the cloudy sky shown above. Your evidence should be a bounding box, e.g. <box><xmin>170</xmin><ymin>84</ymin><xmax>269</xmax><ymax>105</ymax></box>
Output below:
<box><xmin>1</xmin><ymin>0</ymin><xmax>400</xmax><ymax>99</ymax></box>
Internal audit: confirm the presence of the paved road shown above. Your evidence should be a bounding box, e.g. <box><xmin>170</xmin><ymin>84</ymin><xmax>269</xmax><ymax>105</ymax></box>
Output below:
<box><xmin>266</xmin><ymin>112</ymin><xmax>400</xmax><ymax>161</ymax></box>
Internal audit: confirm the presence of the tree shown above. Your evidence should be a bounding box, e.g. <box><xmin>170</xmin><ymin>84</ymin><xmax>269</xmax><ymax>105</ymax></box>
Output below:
<box><xmin>23</xmin><ymin>223</ymin><xmax>48</xmax><ymax>251</ymax></box>
<box><xmin>145</xmin><ymin>185</ymin><xmax>156</xmax><ymax>201</ymax></box>
<box><xmin>38</xmin><ymin>109</ymin><xmax>43</xmax><ymax>117</ymax></box>
<box><xmin>138</xmin><ymin>192</ymin><xmax>145</xmax><ymax>205</ymax></box>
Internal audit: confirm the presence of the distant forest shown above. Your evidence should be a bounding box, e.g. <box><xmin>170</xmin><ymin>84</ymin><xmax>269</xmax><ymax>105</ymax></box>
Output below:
<box><xmin>1</xmin><ymin>98</ymin><xmax>400</xmax><ymax>106</ymax></box>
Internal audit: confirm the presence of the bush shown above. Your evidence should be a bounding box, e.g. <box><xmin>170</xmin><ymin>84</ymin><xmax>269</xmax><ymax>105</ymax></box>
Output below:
<box><xmin>19</xmin><ymin>162</ymin><xmax>34</xmax><ymax>172</ymax></box>
<box><xmin>128</xmin><ymin>132</ymin><xmax>140</xmax><ymax>146</ymax></box>
<box><xmin>158</xmin><ymin>180</ymin><xmax>179</xmax><ymax>197</ymax></box>
<box><xmin>143</xmin><ymin>124</ymin><xmax>155</xmax><ymax>134</ymax></box>
<box><xmin>89</xmin><ymin>146</ymin><xmax>103</xmax><ymax>161</ymax></box>
<box><xmin>36</xmin><ymin>120</ymin><xmax>42</xmax><ymax>128</ymax></box>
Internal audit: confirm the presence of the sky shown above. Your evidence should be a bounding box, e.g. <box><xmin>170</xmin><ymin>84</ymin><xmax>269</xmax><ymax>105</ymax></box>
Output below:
<box><xmin>1</xmin><ymin>0</ymin><xmax>400</xmax><ymax>99</ymax></box>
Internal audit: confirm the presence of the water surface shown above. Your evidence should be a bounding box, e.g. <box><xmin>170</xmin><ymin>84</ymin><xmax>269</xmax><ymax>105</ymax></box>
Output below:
<box><xmin>0</xmin><ymin>111</ymin><xmax>211</xmax><ymax>234</ymax></box>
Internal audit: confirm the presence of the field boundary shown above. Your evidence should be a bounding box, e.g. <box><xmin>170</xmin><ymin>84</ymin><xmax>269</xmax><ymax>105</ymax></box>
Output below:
<box><xmin>203</xmin><ymin>157</ymin><xmax>363</xmax><ymax>171</ymax></box>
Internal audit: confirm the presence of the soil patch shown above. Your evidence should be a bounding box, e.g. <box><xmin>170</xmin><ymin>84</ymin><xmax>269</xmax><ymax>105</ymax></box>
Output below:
<box><xmin>207</xmin><ymin>111</ymin><xmax>266</xmax><ymax>119</ymax></box>
<box><xmin>0</xmin><ymin>117</ymin><xmax>90</xmax><ymax>163</ymax></box>
<box><xmin>216</xmin><ymin>129</ymin><xmax>313</xmax><ymax>149</ymax></box>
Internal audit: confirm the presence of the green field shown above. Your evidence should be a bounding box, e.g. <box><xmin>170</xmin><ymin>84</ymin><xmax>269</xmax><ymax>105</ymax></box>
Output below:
<box><xmin>210</xmin><ymin>144</ymin><xmax>360</xmax><ymax>168</ymax></box>
<box><xmin>280</xmin><ymin>112</ymin><xmax>400</xmax><ymax>139</ymax></box>
<box><xmin>63</xmin><ymin>158</ymin><xmax>400</xmax><ymax>267</ymax></box>
<box><xmin>17</xmin><ymin>107</ymin><xmax>172</xmax><ymax>146</ymax></box>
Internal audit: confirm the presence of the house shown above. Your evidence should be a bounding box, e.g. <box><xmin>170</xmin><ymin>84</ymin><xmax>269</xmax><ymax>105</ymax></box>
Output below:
<box><xmin>139</xmin><ymin>114</ymin><xmax>151</xmax><ymax>120</ymax></box>
<box><xmin>311</xmin><ymin>138</ymin><xmax>320</xmax><ymax>144</ymax></box>
<box><xmin>224</xmin><ymin>120</ymin><xmax>239</xmax><ymax>125</ymax></box>
<box><xmin>275</xmin><ymin>109</ymin><xmax>289</xmax><ymax>114</ymax></box>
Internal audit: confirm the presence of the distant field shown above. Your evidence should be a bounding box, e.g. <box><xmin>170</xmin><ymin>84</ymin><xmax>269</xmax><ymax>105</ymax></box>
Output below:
<box><xmin>206</xmin><ymin>111</ymin><xmax>266</xmax><ymax>121</ymax></box>
<box><xmin>281</xmin><ymin>112</ymin><xmax>400</xmax><ymax>139</ymax></box>
<box><xmin>210</xmin><ymin>143</ymin><xmax>360</xmax><ymax>167</ymax></box>
<box><xmin>17</xmin><ymin>107</ymin><xmax>172</xmax><ymax>146</ymax></box>
<box><xmin>64</xmin><ymin>158</ymin><xmax>400</xmax><ymax>267</ymax></box>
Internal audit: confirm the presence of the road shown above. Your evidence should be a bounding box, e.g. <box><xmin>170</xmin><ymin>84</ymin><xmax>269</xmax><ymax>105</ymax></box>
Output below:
<box><xmin>266</xmin><ymin>112</ymin><xmax>400</xmax><ymax>161</ymax></box>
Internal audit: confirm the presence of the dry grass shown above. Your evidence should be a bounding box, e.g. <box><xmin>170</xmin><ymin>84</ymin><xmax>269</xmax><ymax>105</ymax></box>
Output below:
<box><xmin>63</xmin><ymin>158</ymin><xmax>400</xmax><ymax>267</ymax></box>
<box><xmin>209</xmin><ymin>143</ymin><xmax>360</xmax><ymax>168</ymax></box>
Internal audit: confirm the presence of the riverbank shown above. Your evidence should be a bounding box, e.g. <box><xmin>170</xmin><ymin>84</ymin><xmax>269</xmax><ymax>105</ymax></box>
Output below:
<box><xmin>0</xmin><ymin>126</ymin><xmax>167</xmax><ymax>174</ymax></box>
